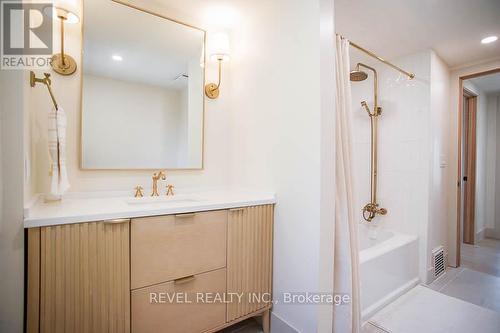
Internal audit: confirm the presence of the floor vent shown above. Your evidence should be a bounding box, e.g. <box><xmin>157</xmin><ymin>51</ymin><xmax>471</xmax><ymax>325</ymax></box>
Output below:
<box><xmin>432</xmin><ymin>246</ymin><xmax>445</xmax><ymax>278</ymax></box>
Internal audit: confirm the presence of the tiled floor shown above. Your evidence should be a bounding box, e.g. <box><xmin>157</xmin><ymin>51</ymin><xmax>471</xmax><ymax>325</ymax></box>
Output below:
<box><xmin>223</xmin><ymin>239</ymin><xmax>500</xmax><ymax>332</ymax></box>
<box><xmin>429</xmin><ymin>267</ymin><xmax>500</xmax><ymax>313</ymax></box>
<box><xmin>367</xmin><ymin>285</ymin><xmax>500</xmax><ymax>333</ymax></box>
<box><xmin>461</xmin><ymin>238</ymin><xmax>500</xmax><ymax>278</ymax></box>
<box><xmin>425</xmin><ymin>238</ymin><xmax>500</xmax><ymax>313</ymax></box>
<box><xmin>364</xmin><ymin>238</ymin><xmax>500</xmax><ymax>332</ymax></box>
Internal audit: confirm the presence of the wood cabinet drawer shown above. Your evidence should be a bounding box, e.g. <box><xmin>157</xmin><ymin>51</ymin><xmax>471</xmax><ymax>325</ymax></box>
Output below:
<box><xmin>131</xmin><ymin>210</ymin><xmax>227</xmax><ymax>289</ymax></box>
<box><xmin>131</xmin><ymin>268</ymin><xmax>226</xmax><ymax>333</ymax></box>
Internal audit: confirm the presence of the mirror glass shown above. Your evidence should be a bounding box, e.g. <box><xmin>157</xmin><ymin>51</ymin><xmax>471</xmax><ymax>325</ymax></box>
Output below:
<box><xmin>81</xmin><ymin>0</ymin><xmax>205</xmax><ymax>169</ymax></box>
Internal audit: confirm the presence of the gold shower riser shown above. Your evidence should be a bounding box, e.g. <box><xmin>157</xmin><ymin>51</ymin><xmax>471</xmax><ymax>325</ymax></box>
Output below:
<box><xmin>341</xmin><ymin>34</ymin><xmax>415</xmax><ymax>223</ymax></box>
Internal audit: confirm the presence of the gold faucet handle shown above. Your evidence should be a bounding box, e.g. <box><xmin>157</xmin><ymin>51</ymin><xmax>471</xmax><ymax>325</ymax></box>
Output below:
<box><xmin>166</xmin><ymin>184</ymin><xmax>175</xmax><ymax>196</ymax></box>
<box><xmin>134</xmin><ymin>185</ymin><xmax>144</xmax><ymax>198</ymax></box>
<box><xmin>377</xmin><ymin>207</ymin><xmax>387</xmax><ymax>215</ymax></box>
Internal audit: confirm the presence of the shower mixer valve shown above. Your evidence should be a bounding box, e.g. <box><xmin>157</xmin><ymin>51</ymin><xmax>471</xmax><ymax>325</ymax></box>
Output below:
<box><xmin>362</xmin><ymin>203</ymin><xmax>387</xmax><ymax>222</ymax></box>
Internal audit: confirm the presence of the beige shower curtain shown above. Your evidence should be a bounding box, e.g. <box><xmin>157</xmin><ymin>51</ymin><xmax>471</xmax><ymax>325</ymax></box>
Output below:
<box><xmin>333</xmin><ymin>35</ymin><xmax>361</xmax><ymax>333</ymax></box>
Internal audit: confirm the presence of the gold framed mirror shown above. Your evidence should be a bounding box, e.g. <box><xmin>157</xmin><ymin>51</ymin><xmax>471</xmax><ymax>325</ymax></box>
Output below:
<box><xmin>81</xmin><ymin>0</ymin><xmax>206</xmax><ymax>170</ymax></box>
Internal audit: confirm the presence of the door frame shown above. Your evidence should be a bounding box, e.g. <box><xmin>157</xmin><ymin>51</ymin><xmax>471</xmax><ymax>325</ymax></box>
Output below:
<box><xmin>461</xmin><ymin>88</ymin><xmax>477</xmax><ymax>245</ymax></box>
<box><xmin>456</xmin><ymin>68</ymin><xmax>500</xmax><ymax>267</ymax></box>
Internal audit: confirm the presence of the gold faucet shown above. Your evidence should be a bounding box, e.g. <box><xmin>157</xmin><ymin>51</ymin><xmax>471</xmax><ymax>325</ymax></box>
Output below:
<box><xmin>362</xmin><ymin>203</ymin><xmax>387</xmax><ymax>222</ymax></box>
<box><xmin>151</xmin><ymin>171</ymin><xmax>166</xmax><ymax>196</ymax></box>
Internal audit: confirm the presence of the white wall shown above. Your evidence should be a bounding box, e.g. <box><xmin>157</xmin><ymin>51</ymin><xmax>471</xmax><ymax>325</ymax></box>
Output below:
<box><xmin>0</xmin><ymin>70</ymin><xmax>25</xmax><ymax>332</ymax></box>
<box><xmin>427</xmin><ymin>51</ymin><xmax>451</xmax><ymax>281</ymax></box>
<box><xmin>447</xmin><ymin>59</ymin><xmax>500</xmax><ymax>266</ymax></box>
<box><xmin>486</xmin><ymin>94</ymin><xmax>500</xmax><ymax>238</ymax></box>
<box><xmin>496</xmin><ymin>95</ymin><xmax>500</xmax><ymax>236</ymax></box>
<box><xmin>485</xmin><ymin>95</ymin><xmax>497</xmax><ymax>231</ymax></box>
<box><xmin>318</xmin><ymin>0</ymin><xmax>336</xmax><ymax>330</ymax></box>
<box><xmin>227</xmin><ymin>0</ymin><xmax>331</xmax><ymax>331</ymax></box>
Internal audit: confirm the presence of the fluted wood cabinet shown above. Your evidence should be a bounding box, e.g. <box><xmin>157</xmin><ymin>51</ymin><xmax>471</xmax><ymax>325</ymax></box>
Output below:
<box><xmin>26</xmin><ymin>204</ymin><xmax>274</xmax><ymax>333</ymax></box>
<box><xmin>227</xmin><ymin>205</ymin><xmax>273</xmax><ymax>324</ymax></box>
<box><xmin>27</xmin><ymin>220</ymin><xmax>130</xmax><ymax>333</ymax></box>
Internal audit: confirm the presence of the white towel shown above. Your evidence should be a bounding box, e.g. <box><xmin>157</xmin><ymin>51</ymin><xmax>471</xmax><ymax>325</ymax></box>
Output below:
<box><xmin>47</xmin><ymin>106</ymin><xmax>70</xmax><ymax>199</ymax></box>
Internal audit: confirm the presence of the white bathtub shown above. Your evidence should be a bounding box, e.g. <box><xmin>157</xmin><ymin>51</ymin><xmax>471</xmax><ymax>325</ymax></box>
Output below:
<box><xmin>359</xmin><ymin>225</ymin><xmax>419</xmax><ymax>322</ymax></box>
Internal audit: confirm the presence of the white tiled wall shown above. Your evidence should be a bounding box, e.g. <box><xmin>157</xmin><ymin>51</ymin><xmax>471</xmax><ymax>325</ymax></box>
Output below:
<box><xmin>350</xmin><ymin>50</ymin><xmax>431</xmax><ymax>235</ymax></box>
<box><xmin>350</xmin><ymin>49</ymin><xmax>450</xmax><ymax>282</ymax></box>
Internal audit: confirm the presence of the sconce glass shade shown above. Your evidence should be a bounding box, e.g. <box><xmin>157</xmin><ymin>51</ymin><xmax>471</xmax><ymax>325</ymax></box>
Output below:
<box><xmin>43</xmin><ymin>6</ymin><xmax>80</xmax><ymax>23</ymax></box>
<box><xmin>209</xmin><ymin>32</ymin><xmax>230</xmax><ymax>61</ymax></box>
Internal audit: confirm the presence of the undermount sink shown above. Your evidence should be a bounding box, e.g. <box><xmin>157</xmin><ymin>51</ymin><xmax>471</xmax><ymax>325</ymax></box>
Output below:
<box><xmin>124</xmin><ymin>195</ymin><xmax>199</xmax><ymax>205</ymax></box>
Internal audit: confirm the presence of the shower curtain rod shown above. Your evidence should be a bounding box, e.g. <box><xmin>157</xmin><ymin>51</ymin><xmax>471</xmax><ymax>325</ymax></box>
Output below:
<box><xmin>337</xmin><ymin>34</ymin><xmax>415</xmax><ymax>79</ymax></box>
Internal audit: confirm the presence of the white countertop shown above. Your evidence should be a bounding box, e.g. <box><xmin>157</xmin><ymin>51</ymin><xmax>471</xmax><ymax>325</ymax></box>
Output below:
<box><xmin>24</xmin><ymin>190</ymin><xmax>276</xmax><ymax>228</ymax></box>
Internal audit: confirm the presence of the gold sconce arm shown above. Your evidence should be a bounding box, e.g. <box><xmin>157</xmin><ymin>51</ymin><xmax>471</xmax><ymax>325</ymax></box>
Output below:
<box><xmin>48</xmin><ymin>7</ymin><xmax>79</xmax><ymax>76</ymax></box>
<box><xmin>30</xmin><ymin>71</ymin><xmax>59</xmax><ymax>110</ymax></box>
<box><xmin>205</xmin><ymin>58</ymin><xmax>223</xmax><ymax>99</ymax></box>
<box><xmin>205</xmin><ymin>31</ymin><xmax>230</xmax><ymax>99</ymax></box>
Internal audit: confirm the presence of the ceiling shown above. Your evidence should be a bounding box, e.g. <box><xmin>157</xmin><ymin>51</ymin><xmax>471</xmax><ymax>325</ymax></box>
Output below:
<box><xmin>468</xmin><ymin>72</ymin><xmax>500</xmax><ymax>95</ymax></box>
<box><xmin>83</xmin><ymin>0</ymin><xmax>204</xmax><ymax>89</ymax></box>
<box><xmin>335</xmin><ymin>0</ymin><xmax>500</xmax><ymax>68</ymax></box>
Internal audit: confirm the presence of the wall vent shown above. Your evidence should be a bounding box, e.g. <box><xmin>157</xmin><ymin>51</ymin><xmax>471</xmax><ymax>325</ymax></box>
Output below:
<box><xmin>432</xmin><ymin>246</ymin><xmax>446</xmax><ymax>278</ymax></box>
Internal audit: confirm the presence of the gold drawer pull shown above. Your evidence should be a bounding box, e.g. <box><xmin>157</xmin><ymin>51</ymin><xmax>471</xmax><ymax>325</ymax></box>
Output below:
<box><xmin>174</xmin><ymin>275</ymin><xmax>196</xmax><ymax>285</ymax></box>
<box><xmin>103</xmin><ymin>218</ymin><xmax>130</xmax><ymax>224</ymax></box>
<box><xmin>229</xmin><ymin>208</ymin><xmax>245</xmax><ymax>212</ymax></box>
<box><xmin>175</xmin><ymin>213</ymin><xmax>196</xmax><ymax>218</ymax></box>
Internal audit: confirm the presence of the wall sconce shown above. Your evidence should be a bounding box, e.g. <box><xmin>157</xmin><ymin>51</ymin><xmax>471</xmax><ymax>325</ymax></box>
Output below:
<box><xmin>205</xmin><ymin>32</ymin><xmax>230</xmax><ymax>99</ymax></box>
<box><xmin>44</xmin><ymin>5</ymin><xmax>79</xmax><ymax>76</ymax></box>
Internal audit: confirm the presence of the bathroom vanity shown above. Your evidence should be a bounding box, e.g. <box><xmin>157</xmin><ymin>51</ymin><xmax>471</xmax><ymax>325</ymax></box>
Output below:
<box><xmin>24</xmin><ymin>1</ymin><xmax>276</xmax><ymax>331</ymax></box>
<box><xmin>24</xmin><ymin>192</ymin><xmax>275</xmax><ymax>333</ymax></box>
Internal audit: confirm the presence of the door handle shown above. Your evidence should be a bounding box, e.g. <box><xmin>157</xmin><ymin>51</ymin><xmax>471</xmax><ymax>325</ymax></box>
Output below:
<box><xmin>463</xmin><ymin>176</ymin><xmax>468</xmax><ymax>182</ymax></box>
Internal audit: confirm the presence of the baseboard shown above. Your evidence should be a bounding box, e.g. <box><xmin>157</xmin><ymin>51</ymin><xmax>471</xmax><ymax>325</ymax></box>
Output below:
<box><xmin>270</xmin><ymin>312</ymin><xmax>300</xmax><ymax>333</ymax></box>
<box><xmin>485</xmin><ymin>228</ymin><xmax>500</xmax><ymax>240</ymax></box>
<box><xmin>426</xmin><ymin>267</ymin><xmax>435</xmax><ymax>284</ymax></box>
<box><xmin>475</xmin><ymin>228</ymin><xmax>486</xmax><ymax>242</ymax></box>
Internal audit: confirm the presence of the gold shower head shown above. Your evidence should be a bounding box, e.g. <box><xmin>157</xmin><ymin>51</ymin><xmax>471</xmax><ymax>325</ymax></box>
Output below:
<box><xmin>350</xmin><ymin>64</ymin><xmax>369</xmax><ymax>82</ymax></box>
